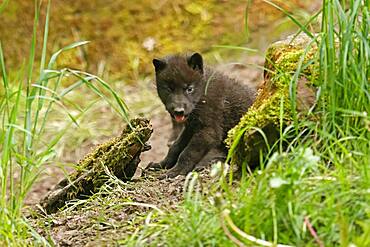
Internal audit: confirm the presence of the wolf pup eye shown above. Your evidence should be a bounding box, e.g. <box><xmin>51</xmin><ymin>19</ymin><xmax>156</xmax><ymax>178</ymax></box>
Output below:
<box><xmin>186</xmin><ymin>85</ymin><xmax>194</xmax><ymax>94</ymax></box>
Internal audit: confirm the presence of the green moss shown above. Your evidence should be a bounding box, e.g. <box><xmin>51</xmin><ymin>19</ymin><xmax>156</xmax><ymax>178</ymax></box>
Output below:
<box><xmin>41</xmin><ymin>118</ymin><xmax>153</xmax><ymax>213</ymax></box>
<box><xmin>226</xmin><ymin>89</ymin><xmax>290</xmax><ymax>147</ymax></box>
<box><xmin>226</xmin><ymin>34</ymin><xmax>319</xmax><ymax>162</ymax></box>
<box><xmin>57</xmin><ymin>118</ymin><xmax>152</xmax><ymax>206</ymax></box>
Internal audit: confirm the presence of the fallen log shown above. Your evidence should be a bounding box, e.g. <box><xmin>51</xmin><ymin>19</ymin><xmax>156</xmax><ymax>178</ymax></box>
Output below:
<box><xmin>40</xmin><ymin>117</ymin><xmax>152</xmax><ymax>214</ymax></box>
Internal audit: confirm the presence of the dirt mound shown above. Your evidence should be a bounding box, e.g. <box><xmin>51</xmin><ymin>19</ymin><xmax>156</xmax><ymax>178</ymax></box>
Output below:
<box><xmin>29</xmin><ymin>169</ymin><xmax>213</xmax><ymax>246</ymax></box>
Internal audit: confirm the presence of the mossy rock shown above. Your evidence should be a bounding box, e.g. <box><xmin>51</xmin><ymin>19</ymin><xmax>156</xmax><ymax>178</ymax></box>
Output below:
<box><xmin>226</xmin><ymin>33</ymin><xmax>318</xmax><ymax>167</ymax></box>
<box><xmin>41</xmin><ymin>117</ymin><xmax>152</xmax><ymax>214</ymax></box>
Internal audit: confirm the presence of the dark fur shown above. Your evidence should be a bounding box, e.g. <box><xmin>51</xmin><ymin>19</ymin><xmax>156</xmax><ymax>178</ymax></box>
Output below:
<box><xmin>148</xmin><ymin>53</ymin><xmax>256</xmax><ymax>178</ymax></box>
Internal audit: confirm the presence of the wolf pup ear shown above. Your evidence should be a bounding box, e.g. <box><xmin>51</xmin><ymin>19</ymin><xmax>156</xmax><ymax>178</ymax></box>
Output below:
<box><xmin>187</xmin><ymin>53</ymin><xmax>203</xmax><ymax>73</ymax></box>
<box><xmin>153</xmin><ymin>58</ymin><xmax>166</xmax><ymax>72</ymax></box>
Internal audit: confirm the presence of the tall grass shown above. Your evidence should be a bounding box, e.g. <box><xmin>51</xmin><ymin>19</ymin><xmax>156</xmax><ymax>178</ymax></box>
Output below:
<box><xmin>0</xmin><ymin>1</ymin><xmax>129</xmax><ymax>244</ymax></box>
<box><xmin>318</xmin><ymin>0</ymin><xmax>370</xmax><ymax>166</ymax></box>
<box><xmin>127</xmin><ymin>0</ymin><xmax>370</xmax><ymax>246</ymax></box>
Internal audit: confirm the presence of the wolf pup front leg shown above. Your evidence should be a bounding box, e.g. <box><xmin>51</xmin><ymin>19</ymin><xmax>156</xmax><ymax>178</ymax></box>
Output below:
<box><xmin>162</xmin><ymin>126</ymin><xmax>222</xmax><ymax>178</ymax></box>
<box><xmin>147</xmin><ymin>125</ymin><xmax>194</xmax><ymax>170</ymax></box>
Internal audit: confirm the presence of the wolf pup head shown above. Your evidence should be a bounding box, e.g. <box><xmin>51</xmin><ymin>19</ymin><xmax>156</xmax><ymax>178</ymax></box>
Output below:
<box><xmin>153</xmin><ymin>53</ymin><xmax>205</xmax><ymax>123</ymax></box>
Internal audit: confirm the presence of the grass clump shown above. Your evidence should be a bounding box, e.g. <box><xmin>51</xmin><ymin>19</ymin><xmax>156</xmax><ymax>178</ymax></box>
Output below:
<box><xmin>127</xmin><ymin>147</ymin><xmax>369</xmax><ymax>246</ymax></box>
<box><xmin>0</xmin><ymin>1</ymin><xmax>130</xmax><ymax>244</ymax></box>
<box><xmin>126</xmin><ymin>0</ymin><xmax>370</xmax><ymax>246</ymax></box>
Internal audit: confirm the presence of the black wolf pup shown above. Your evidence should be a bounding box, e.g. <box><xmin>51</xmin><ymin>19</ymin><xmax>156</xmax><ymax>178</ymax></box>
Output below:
<box><xmin>148</xmin><ymin>53</ymin><xmax>255</xmax><ymax>178</ymax></box>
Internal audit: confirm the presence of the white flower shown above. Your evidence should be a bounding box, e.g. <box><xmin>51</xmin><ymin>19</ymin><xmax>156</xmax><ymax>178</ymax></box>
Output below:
<box><xmin>302</xmin><ymin>148</ymin><xmax>320</xmax><ymax>166</ymax></box>
<box><xmin>210</xmin><ymin>161</ymin><xmax>228</xmax><ymax>177</ymax></box>
<box><xmin>142</xmin><ymin>37</ymin><xmax>156</xmax><ymax>51</ymax></box>
<box><xmin>269</xmin><ymin>177</ymin><xmax>288</xmax><ymax>188</ymax></box>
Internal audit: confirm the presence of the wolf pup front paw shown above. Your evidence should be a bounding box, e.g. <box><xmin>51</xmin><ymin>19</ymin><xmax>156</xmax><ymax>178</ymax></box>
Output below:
<box><xmin>146</xmin><ymin>161</ymin><xmax>165</xmax><ymax>170</ymax></box>
<box><xmin>158</xmin><ymin>163</ymin><xmax>194</xmax><ymax>179</ymax></box>
<box><xmin>146</xmin><ymin>156</ymin><xmax>176</xmax><ymax>170</ymax></box>
<box><xmin>158</xmin><ymin>169</ymin><xmax>181</xmax><ymax>179</ymax></box>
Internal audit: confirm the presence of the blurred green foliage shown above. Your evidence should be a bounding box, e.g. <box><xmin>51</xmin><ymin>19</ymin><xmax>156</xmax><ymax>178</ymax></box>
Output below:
<box><xmin>0</xmin><ymin>0</ymin><xmax>316</xmax><ymax>81</ymax></box>
<box><xmin>0</xmin><ymin>1</ymin><xmax>247</xmax><ymax>80</ymax></box>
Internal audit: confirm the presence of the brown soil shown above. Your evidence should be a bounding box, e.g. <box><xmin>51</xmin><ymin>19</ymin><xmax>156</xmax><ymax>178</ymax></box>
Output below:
<box><xmin>29</xmin><ymin>170</ymin><xmax>209</xmax><ymax>246</ymax></box>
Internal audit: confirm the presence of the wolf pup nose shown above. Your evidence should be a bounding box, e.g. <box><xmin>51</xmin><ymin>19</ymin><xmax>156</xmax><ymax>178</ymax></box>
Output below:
<box><xmin>148</xmin><ymin>52</ymin><xmax>256</xmax><ymax>178</ymax></box>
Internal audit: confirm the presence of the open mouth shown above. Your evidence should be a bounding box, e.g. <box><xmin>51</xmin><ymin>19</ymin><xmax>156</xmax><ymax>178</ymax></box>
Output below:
<box><xmin>172</xmin><ymin>113</ymin><xmax>187</xmax><ymax>123</ymax></box>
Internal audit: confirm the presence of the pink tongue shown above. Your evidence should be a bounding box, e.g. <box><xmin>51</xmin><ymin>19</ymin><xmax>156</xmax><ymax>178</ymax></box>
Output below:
<box><xmin>175</xmin><ymin>115</ymin><xmax>185</xmax><ymax>123</ymax></box>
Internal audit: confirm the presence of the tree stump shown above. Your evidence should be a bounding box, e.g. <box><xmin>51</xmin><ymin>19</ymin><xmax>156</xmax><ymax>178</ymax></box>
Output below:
<box><xmin>226</xmin><ymin>33</ymin><xmax>319</xmax><ymax>167</ymax></box>
<box><xmin>41</xmin><ymin>118</ymin><xmax>152</xmax><ymax>214</ymax></box>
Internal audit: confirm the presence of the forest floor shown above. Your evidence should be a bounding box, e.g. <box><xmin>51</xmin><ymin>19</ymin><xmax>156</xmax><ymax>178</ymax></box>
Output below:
<box><xmin>26</xmin><ymin>55</ymin><xmax>264</xmax><ymax>245</ymax></box>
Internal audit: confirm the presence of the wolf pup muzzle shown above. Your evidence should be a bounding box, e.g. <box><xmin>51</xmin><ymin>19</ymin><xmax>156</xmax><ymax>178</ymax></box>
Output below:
<box><xmin>172</xmin><ymin>107</ymin><xmax>187</xmax><ymax>123</ymax></box>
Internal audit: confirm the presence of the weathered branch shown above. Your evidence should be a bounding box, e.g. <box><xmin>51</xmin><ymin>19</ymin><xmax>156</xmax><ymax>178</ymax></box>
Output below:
<box><xmin>41</xmin><ymin>118</ymin><xmax>152</xmax><ymax>214</ymax></box>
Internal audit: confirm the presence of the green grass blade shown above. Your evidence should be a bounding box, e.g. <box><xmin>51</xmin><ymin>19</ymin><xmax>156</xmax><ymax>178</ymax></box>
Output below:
<box><xmin>244</xmin><ymin>0</ymin><xmax>251</xmax><ymax>41</ymax></box>
<box><xmin>68</xmin><ymin>69</ymin><xmax>131</xmax><ymax>123</ymax></box>
<box><xmin>47</xmin><ymin>41</ymin><xmax>90</xmax><ymax>69</ymax></box>
<box><xmin>23</xmin><ymin>0</ymin><xmax>41</xmax><ymax>159</ymax></box>
<box><xmin>262</xmin><ymin>0</ymin><xmax>314</xmax><ymax>38</ymax></box>
<box><xmin>39</xmin><ymin>0</ymin><xmax>50</xmax><ymax>77</ymax></box>
<box><xmin>213</xmin><ymin>45</ymin><xmax>258</xmax><ymax>53</ymax></box>
<box><xmin>0</xmin><ymin>0</ymin><xmax>9</xmax><ymax>14</ymax></box>
<box><xmin>0</xmin><ymin>41</ymin><xmax>8</xmax><ymax>89</ymax></box>
<box><xmin>1</xmin><ymin>81</ymin><xmax>22</xmax><ymax>218</ymax></box>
